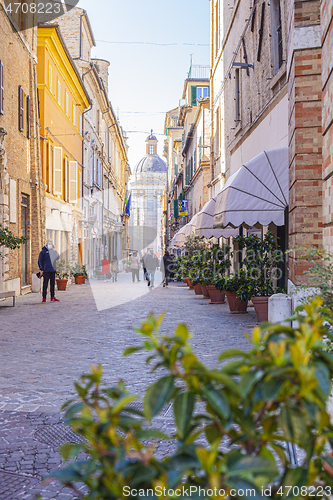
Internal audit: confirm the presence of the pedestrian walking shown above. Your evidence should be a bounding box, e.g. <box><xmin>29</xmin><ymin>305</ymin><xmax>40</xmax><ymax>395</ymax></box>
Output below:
<box><xmin>162</xmin><ymin>250</ymin><xmax>174</xmax><ymax>288</ymax></box>
<box><xmin>143</xmin><ymin>249</ymin><xmax>159</xmax><ymax>288</ymax></box>
<box><xmin>130</xmin><ymin>252</ymin><xmax>141</xmax><ymax>282</ymax></box>
<box><xmin>111</xmin><ymin>256</ymin><xmax>119</xmax><ymax>282</ymax></box>
<box><xmin>141</xmin><ymin>254</ymin><xmax>148</xmax><ymax>281</ymax></box>
<box><xmin>101</xmin><ymin>256</ymin><xmax>110</xmax><ymax>282</ymax></box>
<box><xmin>38</xmin><ymin>239</ymin><xmax>60</xmax><ymax>303</ymax></box>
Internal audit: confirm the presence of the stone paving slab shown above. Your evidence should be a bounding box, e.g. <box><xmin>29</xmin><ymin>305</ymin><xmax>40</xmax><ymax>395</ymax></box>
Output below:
<box><xmin>0</xmin><ymin>278</ymin><xmax>256</xmax><ymax>498</ymax></box>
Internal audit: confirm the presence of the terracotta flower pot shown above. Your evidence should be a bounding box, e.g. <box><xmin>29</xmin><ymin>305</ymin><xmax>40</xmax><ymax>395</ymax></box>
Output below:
<box><xmin>201</xmin><ymin>284</ymin><xmax>210</xmax><ymax>298</ymax></box>
<box><xmin>207</xmin><ymin>285</ymin><xmax>225</xmax><ymax>304</ymax></box>
<box><xmin>194</xmin><ymin>284</ymin><xmax>202</xmax><ymax>295</ymax></box>
<box><xmin>252</xmin><ymin>296</ymin><xmax>269</xmax><ymax>322</ymax></box>
<box><xmin>188</xmin><ymin>279</ymin><xmax>194</xmax><ymax>290</ymax></box>
<box><xmin>226</xmin><ymin>291</ymin><xmax>248</xmax><ymax>313</ymax></box>
<box><xmin>56</xmin><ymin>279</ymin><xmax>68</xmax><ymax>291</ymax></box>
<box><xmin>75</xmin><ymin>275</ymin><xmax>85</xmax><ymax>285</ymax></box>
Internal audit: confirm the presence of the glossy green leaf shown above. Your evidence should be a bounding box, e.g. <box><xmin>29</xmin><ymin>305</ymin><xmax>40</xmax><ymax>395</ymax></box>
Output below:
<box><xmin>239</xmin><ymin>370</ymin><xmax>264</xmax><ymax>397</ymax></box>
<box><xmin>228</xmin><ymin>455</ymin><xmax>278</xmax><ymax>478</ymax></box>
<box><xmin>60</xmin><ymin>443</ymin><xmax>84</xmax><ymax>460</ymax></box>
<box><xmin>219</xmin><ymin>349</ymin><xmax>246</xmax><ymax>362</ymax></box>
<box><xmin>262</xmin><ymin>378</ymin><xmax>284</xmax><ymax>401</ymax></box>
<box><xmin>174</xmin><ymin>392</ymin><xmax>195</xmax><ymax>440</ymax></box>
<box><xmin>144</xmin><ymin>375</ymin><xmax>175</xmax><ymax>420</ymax></box>
<box><xmin>123</xmin><ymin>346</ymin><xmax>143</xmax><ymax>356</ymax></box>
<box><xmin>278</xmin><ymin>406</ymin><xmax>306</xmax><ymax>443</ymax></box>
<box><xmin>201</xmin><ymin>386</ymin><xmax>230</xmax><ymax>420</ymax></box>
<box><xmin>111</xmin><ymin>395</ymin><xmax>138</xmax><ymax>414</ymax></box>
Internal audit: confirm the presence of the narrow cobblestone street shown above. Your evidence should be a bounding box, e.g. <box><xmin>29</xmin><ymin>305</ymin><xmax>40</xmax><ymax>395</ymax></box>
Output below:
<box><xmin>0</xmin><ymin>276</ymin><xmax>256</xmax><ymax>498</ymax></box>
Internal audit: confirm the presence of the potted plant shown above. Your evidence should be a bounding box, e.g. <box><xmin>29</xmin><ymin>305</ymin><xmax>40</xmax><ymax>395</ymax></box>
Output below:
<box><xmin>224</xmin><ymin>269</ymin><xmax>250</xmax><ymax>313</ymax></box>
<box><xmin>208</xmin><ymin>273</ymin><xmax>226</xmax><ymax>304</ymax></box>
<box><xmin>235</xmin><ymin>232</ymin><xmax>282</xmax><ymax>322</ymax></box>
<box><xmin>71</xmin><ymin>264</ymin><xmax>85</xmax><ymax>285</ymax></box>
<box><xmin>56</xmin><ymin>260</ymin><xmax>70</xmax><ymax>291</ymax></box>
<box><xmin>81</xmin><ymin>265</ymin><xmax>88</xmax><ymax>284</ymax></box>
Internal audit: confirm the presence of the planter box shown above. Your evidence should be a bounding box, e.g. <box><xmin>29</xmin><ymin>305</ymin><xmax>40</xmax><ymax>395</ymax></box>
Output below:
<box><xmin>194</xmin><ymin>284</ymin><xmax>202</xmax><ymax>295</ymax></box>
<box><xmin>226</xmin><ymin>291</ymin><xmax>248</xmax><ymax>314</ymax></box>
<box><xmin>188</xmin><ymin>279</ymin><xmax>194</xmax><ymax>290</ymax></box>
<box><xmin>56</xmin><ymin>279</ymin><xmax>68</xmax><ymax>291</ymax></box>
<box><xmin>252</xmin><ymin>296</ymin><xmax>269</xmax><ymax>322</ymax></box>
<box><xmin>201</xmin><ymin>284</ymin><xmax>210</xmax><ymax>298</ymax></box>
<box><xmin>74</xmin><ymin>276</ymin><xmax>85</xmax><ymax>285</ymax></box>
<box><xmin>207</xmin><ymin>285</ymin><xmax>225</xmax><ymax>304</ymax></box>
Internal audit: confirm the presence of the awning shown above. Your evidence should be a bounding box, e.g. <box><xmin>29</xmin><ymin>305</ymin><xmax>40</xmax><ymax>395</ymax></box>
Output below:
<box><xmin>214</xmin><ymin>148</ymin><xmax>289</xmax><ymax>229</ymax></box>
<box><xmin>195</xmin><ymin>197</ymin><xmax>239</xmax><ymax>239</ymax></box>
<box><xmin>185</xmin><ymin>213</ymin><xmax>199</xmax><ymax>237</ymax></box>
<box><xmin>172</xmin><ymin>225</ymin><xmax>186</xmax><ymax>247</ymax></box>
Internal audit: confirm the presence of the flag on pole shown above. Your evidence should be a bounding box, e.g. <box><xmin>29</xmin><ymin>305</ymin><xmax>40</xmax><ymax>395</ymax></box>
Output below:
<box><xmin>125</xmin><ymin>193</ymin><xmax>131</xmax><ymax>217</ymax></box>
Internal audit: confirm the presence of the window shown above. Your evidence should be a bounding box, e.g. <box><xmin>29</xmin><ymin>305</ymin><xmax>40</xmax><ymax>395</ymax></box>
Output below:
<box><xmin>18</xmin><ymin>86</ymin><xmax>24</xmax><ymax>132</ymax></box>
<box><xmin>69</xmin><ymin>161</ymin><xmax>78</xmax><ymax>203</ymax></box>
<box><xmin>57</xmin><ymin>79</ymin><xmax>61</xmax><ymax>105</ymax></box>
<box><xmin>149</xmin><ymin>145</ymin><xmax>154</xmax><ymax>155</ymax></box>
<box><xmin>26</xmin><ymin>96</ymin><xmax>31</xmax><ymax>139</ymax></box>
<box><xmin>174</xmin><ymin>157</ymin><xmax>177</xmax><ymax>176</ymax></box>
<box><xmin>191</xmin><ymin>86</ymin><xmax>209</xmax><ymax>106</ymax></box>
<box><xmin>235</xmin><ymin>69</ymin><xmax>240</xmax><ymax>122</ymax></box>
<box><xmin>53</xmin><ymin>146</ymin><xmax>63</xmax><ymax>196</ymax></box>
<box><xmin>0</xmin><ymin>60</ymin><xmax>4</xmax><ymax>115</ymax></box>
<box><xmin>270</xmin><ymin>0</ymin><xmax>283</xmax><ymax>73</ymax></box>
<box><xmin>72</xmin><ymin>103</ymin><xmax>76</xmax><ymax>126</ymax></box>
<box><xmin>197</xmin><ymin>87</ymin><xmax>209</xmax><ymax>100</ymax></box>
<box><xmin>48</xmin><ymin>64</ymin><xmax>53</xmax><ymax>92</ymax></box>
<box><xmin>194</xmin><ymin>148</ymin><xmax>197</xmax><ymax>173</ymax></box>
<box><xmin>65</xmin><ymin>91</ymin><xmax>69</xmax><ymax>115</ymax></box>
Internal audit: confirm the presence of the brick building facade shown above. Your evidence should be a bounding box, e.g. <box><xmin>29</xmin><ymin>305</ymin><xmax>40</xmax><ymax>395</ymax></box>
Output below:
<box><xmin>0</xmin><ymin>3</ymin><xmax>44</xmax><ymax>295</ymax></box>
<box><xmin>321</xmin><ymin>0</ymin><xmax>333</xmax><ymax>256</ymax></box>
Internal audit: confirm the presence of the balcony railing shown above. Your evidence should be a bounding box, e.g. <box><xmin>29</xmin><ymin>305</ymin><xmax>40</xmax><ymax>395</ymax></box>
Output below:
<box><xmin>187</xmin><ymin>65</ymin><xmax>210</xmax><ymax>80</ymax></box>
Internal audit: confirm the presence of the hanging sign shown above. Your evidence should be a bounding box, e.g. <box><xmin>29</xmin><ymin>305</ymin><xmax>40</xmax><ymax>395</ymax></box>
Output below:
<box><xmin>178</xmin><ymin>200</ymin><xmax>189</xmax><ymax>216</ymax></box>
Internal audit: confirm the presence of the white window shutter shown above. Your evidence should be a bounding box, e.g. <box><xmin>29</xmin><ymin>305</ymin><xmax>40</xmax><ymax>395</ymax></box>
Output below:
<box><xmin>69</xmin><ymin>161</ymin><xmax>78</xmax><ymax>203</ymax></box>
<box><xmin>53</xmin><ymin>146</ymin><xmax>63</xmax><ymax>195</ymax></box>
<box><xmin>64</xmin><ymin>157</ymin><xmax>68</xmax><ymax>202</ymax></box>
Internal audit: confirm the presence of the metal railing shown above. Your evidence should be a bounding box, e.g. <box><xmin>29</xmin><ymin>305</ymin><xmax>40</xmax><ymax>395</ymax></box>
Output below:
<box><xmin>188</xmin><ymin>65</ymin><xmax>210</xmax><ymax>80</ymax></box>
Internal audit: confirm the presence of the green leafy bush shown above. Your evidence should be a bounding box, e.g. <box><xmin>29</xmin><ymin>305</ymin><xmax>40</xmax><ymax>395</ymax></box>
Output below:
<box><xmin>49</xmin><ymin>300</ymin><xmax>333</xmax><ymax>499</ymax></box>
<box><xmin>56</xmin><ymin>260</ymin><xmax>70</xmax><ymax>279</ymax></box>
<box><xmin>0</xmin><ymin>224</ymin><xmax>27</xmax><ymax>255</ymax></box>
<box><xmin>293</xmin><ymin>247</ymin><xmax>333</xmax><ymax>309</ymax></box>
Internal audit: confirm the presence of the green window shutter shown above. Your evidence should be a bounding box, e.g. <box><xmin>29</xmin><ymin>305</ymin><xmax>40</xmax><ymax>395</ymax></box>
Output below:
<box><xmin>174</xmin><ymin>199</ymin><xmax>179</xmax><ymax>219</ymax></box>
<box><xmin>182</xmin><ymin>133</ymin><xmax>184</xmax><ymax>149</ymax></box>
<box><xmin>208</xmin><ymin>87</ymin><xmax>210</xmax><ymax>97</ymax></box>
<box><xmin>194</xmin><ymin>149</ymin><xmax>197</xmax><ymax>173</ymax></box>
<box><xmin>191</xmin><ymin>86</ymin><xmax>197</xmax><ymax>106</ymax></box>
<box><xmin>174</xmin><ymin>157</ymin><xmax>177</xmax><ymax>176</ymax></box>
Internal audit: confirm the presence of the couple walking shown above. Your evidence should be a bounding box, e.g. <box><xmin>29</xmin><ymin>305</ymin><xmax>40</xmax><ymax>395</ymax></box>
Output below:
<box><xmin>130</xmin><ymin>250</ymin><xmax>159</xmax><ymax>288</ymax></box>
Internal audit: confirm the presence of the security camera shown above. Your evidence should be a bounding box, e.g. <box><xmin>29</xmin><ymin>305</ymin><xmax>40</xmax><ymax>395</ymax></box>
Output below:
<box><xmin>35</xmin><ymin>181</ymin><xmax>38</xmax><ymax>187</ymax></box>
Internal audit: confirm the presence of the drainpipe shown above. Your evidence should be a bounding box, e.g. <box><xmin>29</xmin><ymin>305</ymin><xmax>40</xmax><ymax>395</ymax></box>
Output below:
<box><xmin>81</xmin><ymin>65</ymin><xmax>93</xmax><ymax>269</ymax></box>
<box><xmin>73</xmin><ymin>11</ymin><xmax>86</xmax><ymax>61</ymax></box>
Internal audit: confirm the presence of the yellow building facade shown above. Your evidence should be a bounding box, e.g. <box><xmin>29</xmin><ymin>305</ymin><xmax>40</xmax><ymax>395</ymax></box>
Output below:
<box><xmin>37</xmin><ymin>25</ymin><xmax>90</xmax><ymax>263</ymax></box>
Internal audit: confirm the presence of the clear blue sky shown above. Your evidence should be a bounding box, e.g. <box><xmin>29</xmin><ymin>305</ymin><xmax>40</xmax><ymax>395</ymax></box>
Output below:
<box><xmin>77</xmin><ymin>0</ymin><xmax>210</xmax><ymax>170</ymax></box>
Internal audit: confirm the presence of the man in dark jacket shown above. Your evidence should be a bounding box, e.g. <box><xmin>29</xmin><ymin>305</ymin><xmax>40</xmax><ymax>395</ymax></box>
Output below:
<box><xmin>38</xmin><ymin>239</ymin><xmax>60</xmax><ymax>303</ymax></box>
<box><xmin>143</xmin><ymin>249</ymin><xmax>159</xmax><ymax>288</ymax></box>
<box><xmin>162</xmin><ymin>251</ymin><xmax>174</xmax><ymax>288</ymax></box>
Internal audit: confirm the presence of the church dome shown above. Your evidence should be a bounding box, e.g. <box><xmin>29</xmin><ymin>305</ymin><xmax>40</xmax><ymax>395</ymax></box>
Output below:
<box><xmin>134</xmin><ymin>154</ymin><xmax>167</xmax><ymax>173</ymax></box>
<box><xmin>134</xmin><ymin>129</ymin><xmax>167</xmax><ymax>173</ymax></box>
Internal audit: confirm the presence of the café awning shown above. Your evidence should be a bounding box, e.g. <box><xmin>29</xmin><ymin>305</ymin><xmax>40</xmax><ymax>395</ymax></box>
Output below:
<box><xmin>195</xmin><ymin>197</ymin><xmax>239</xmax><ymax>239</ymax></box>
<box><xmin>214</xmin><ymin>148</ymin><xmax>289</xmax><ymax>229</ymax></box>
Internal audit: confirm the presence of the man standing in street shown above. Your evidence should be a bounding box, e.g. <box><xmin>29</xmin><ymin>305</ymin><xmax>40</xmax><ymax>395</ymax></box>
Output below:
<box><xmin>38</xmin><ymin>239</ymin><xmax>60</xmax><ymax>303</ymax></box>
<box><xmin>144</xmin><ymin>249</ymin><xmax>159</xmax><ymax>288</ymax></box>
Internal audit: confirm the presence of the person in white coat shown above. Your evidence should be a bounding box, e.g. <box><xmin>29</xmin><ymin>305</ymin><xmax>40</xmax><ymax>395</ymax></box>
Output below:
<box><xmin>130</xmin><ymin>252</ymin><xmax>141</xmax><ymax>282</ymax></box>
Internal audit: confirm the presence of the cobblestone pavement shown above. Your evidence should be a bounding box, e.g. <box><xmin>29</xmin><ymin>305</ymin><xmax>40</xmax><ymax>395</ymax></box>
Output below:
<box><xmin>0</xmin><ymin>274</ymin><xmax>256</xmax><ymax>498</ymax></box>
